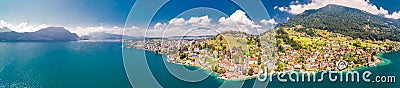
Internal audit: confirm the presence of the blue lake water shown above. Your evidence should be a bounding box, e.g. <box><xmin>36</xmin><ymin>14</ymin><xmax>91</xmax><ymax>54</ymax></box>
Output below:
<box><xmin>0</xmin><ymin>41</ymin><xmax>131</xmax><ymax>88</ymax></box>
<box><xmin>0</xmin><ymin>41</ymin><xmax>399</xmax><ymax>88</ymax></box>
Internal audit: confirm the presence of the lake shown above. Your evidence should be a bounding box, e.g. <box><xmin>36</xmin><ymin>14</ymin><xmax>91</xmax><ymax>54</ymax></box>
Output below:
<box><xmin>0</xmin><ymin>41</ymin><xmax>398</xmax><ymax>87</ymax></box>
<box><xmin>0</xmin><ymin>41</ymin><xmax>131</xmax><ymax>88</ymax></box>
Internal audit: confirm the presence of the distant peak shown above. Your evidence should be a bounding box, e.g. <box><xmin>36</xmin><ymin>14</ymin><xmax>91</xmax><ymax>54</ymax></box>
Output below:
<box><xmin>41</xmin><ymin>27</ymin><xmax>66</xmax><ymax>30</ymax></box>
<box><xmin>319</xmin><ymin>4</ymin><xmax>366</xmax><ymax>12</ymax></box>
<box><xmin>0</xmin><ymin>27</ymin><xmax>12</xmax><ymax>32</ymax></box>
<box><xmin>36</xmin><ymin>27</ymin><xmax>70</xmax><ymax>32</ymax></box>
<box><xmin>325</xmin><ymin>4</ymin><xmax>344</xmax><ymax>7</ymax></box>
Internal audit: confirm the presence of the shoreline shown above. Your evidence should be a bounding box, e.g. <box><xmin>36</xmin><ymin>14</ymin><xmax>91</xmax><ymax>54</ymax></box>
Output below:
<box><xmin>167</xmin><ymin>51</ymin><xmax>396</xmax><ymax>81</ymax></box>
<box><xmin>159</xmin><ymin>54</ymin><xmax>260</xmax><ymax>81</ymax></box>
<box><xmin>128</xmin><ymin>48</ymin><xmax>397</xmax><ymax>81</ymax></box>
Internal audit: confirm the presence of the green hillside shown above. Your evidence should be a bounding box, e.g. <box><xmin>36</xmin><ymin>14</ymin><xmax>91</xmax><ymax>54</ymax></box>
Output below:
<box><xmin>277</xmin><ymin>4</ymin><xmax>400</xmax><ymax>41</ymax></box>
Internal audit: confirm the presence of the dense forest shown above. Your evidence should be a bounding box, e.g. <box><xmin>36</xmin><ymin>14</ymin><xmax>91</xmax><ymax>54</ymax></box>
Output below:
<box><xmin>276</xmin><ymin>4</ymin><xmax>400</xmax><ymax>41</ymax></box>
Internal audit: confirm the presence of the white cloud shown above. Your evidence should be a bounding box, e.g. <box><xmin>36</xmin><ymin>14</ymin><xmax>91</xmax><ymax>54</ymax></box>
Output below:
<box><xmin>218</xmin><ymin>10</ymin><xmax>262</xmax><ymax>33</ymax></box>
<box><xmin>187</xmin><ymin>15</ymin><xmax>211</xmax><ymax>26</ymax></box>
<box><xmin>277</xmin><ymin>0</ymin><xmax>400</xmax><ymax>19</ymax></box>
<box><xmin>130</xmin><ymin>26</ymin><xmax>140</xmax><ymax>30</ymax></box>
<box><xmin>260</xmin><ymin>18</ymin><xmax>278</xmax><ymax>25</ymax></box>
<box><xmin>290</xmin><ymin>1</ymin><xmax>300</xmax><ymax>4</ymax></box>
<box><xmin>0</xmin><ymin>20</ymin><xmax>163</xmax><ymax>37</ymax></box>
<box><xmin>0</xmin><ymin>20</ymin><xmax>49</xmax><ymax>32</ymax></box>
<box><xmin>1</xmin><ymin>9</ymin><xmax>277</xmax><ymax>38</ymax></box>
<box><xmin>168</xmin><ymin>15</ymin><xmax>212</xmax><ymax>27</ymax></box>
<box><xmin>122</xmin><ymin>26</ymin><xmax>148</xmax><ymax>37</ymax></box>
<box><xmin>277</xmin><ymin>7</ymin><xmax>290</xmax><ymax>12</ymax></box>
<box><xmin>153</xmin><ymin>22</ymin><xmax>167</xmax><ymax>30</ymax></box>
<box><xmin>133</xmin><ymin>10</ymin><xmax>273</xmax><ymax>37</ymax></box>
<box><xmin>69</xmin><ymin>26</ymin><xmax>127</xmax><ymax>36</ymax></box>
<box><xmin>273</xmin><ymin>6</ymin><xmax>278</xmax><ymax>9</ymax></box>
<box><xmin>124</xmin><ymin>10</ymin><xmax>265</xmax><ymax>37</ymax></box>
<box><xmin>219</xmin><ymin>10</ymin><xmax>255</xmax><ymax>27</ymax></box>
<box><xmin>0</xmin><ymin>20</ymin><xmax>13</xmax><ymax>28</ymax></box>
<box><xmin>168</xmin><ymin>18</ymin><xmax>186</xmax><ymax>26</ymax></box>
<box><xmin>112</xmin><ymin>26</ymin><xmax>120</xmax><ymax>29</ymax></box>
<box><xmin>385</xmin><ymin>11</ymin><xmax>400</xmax><ymax>19</ymax></box>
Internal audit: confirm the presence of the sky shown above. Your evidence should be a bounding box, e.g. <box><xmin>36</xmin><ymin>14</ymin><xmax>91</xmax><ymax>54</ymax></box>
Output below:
<box><xmin>0</xmin><ymin>0</ymin><xmax>399</xmax><ymax>36</ymax></box>
<box><xmin>0</xmin><ymin>0</ymin><xmax>134</xmax><ymax>27</ymax></box>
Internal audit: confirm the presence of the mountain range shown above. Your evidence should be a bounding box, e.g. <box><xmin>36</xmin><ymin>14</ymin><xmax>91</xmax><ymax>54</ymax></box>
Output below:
<box><xmin>277</xmin><ymin>4</ymin><xmax>400</xmax><ymax>41</ymax></box>
<box><xmin>2</xmin><ymin>5</ymin><xmax>399</xmax><ymax>42</ymax></box>
<box><xmin>0</xmin><ymin>27</ymin><xmax>79</xmax><ymax>41</ymax></box>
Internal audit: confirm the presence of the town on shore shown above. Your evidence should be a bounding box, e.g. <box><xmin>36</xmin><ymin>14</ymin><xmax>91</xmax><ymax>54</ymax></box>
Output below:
<box><xmin>124</xmin><ymin>29</ymin><xmax>400</xmax><ymax>80</ymax></box>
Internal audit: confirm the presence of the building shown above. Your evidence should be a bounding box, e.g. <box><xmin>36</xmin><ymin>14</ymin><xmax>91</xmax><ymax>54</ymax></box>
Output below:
<box><xmin>248</xmin><ymin>57</ymin><xmax>258</xmax><ymax>64</ymax></box>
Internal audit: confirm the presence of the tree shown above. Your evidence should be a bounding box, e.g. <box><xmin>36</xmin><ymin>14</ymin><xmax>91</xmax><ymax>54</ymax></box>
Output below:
<box><xmin>278</xmin><ymin>45</ymin><xmax>284</xmax><ymax>52</ymax></box>
<box><xmin>179</xmin><ymin>53</ymin><xmax>187</xmax><ymax>60</ymax></box>
<box><xmin>297</xmin><ymin>57</ymin><xmax>304</xmax><ymax>63</ymax></box>
<box><xmin>258</xmin><ymin>55</ymin><xmax>262</xmax><ymax>65</ymax></box>
<box><xmin>213</xmin><ymin>65</ymin><xmax>218</xmax><ymax>72</ymax></box>
<box><xmin>248</xmin><ymin>68</ymin><xmax>254</xmax><ymax>75</ymax></box>
<box><xmin>276</xmin><ymin>62</ymin><xmax>284</xmax><ymax>71</ymax></box>
<box><xmin>217</xmin><ymin>68</ymin><xmax>226</xmax><ymax>74</ymax></box>
<box><xmin>276</xmin><ymin>5</ymin><xmax>400</xmax><ymax>42</ymax></box>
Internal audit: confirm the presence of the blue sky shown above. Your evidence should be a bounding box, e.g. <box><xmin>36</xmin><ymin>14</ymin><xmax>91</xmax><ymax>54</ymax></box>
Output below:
<box><xmin>1</xmin><ymin>0</ymin><xmax>399</xmax><ymax>26</ymax></box>
<box><xmin>0</xmin><ymin>0</ymin><xmax>134</xmax><ymax>27</ymax></box>
<box><xmin>370</xmin><ymin>0</ymin><xmax>400</xmax><ymax>13</ymax></box>
<box><xmin>0</xmin><ymin>0</ymin><xmax>399</xmax><ymax>36</ymax></box>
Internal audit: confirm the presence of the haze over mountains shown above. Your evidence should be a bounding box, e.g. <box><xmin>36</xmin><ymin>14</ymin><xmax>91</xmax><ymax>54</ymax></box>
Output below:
<box><xmin>1</xmin><ymin>4</ymin><xmax>399</xmax><ymax>42</ymax></box>
<box><xmin>0</xmin><ymin>26</ymin><xmax>133</xmax><ymax>41</ymax></box>
<box><xmin>79</xmin><ymin>32</ymin><xmax>124</xmax><ymax>40</ymax></box>
<box><xmin>0</xmin><ymin>27</ymin><xmax>12</xmax><ymax>32</ymax></box>
<box><xmin>0</xmin><ymin>27</ymin><xmax>79</xmax><ymax>41</ymax></box>
<box><xmin>277</xmin><ymin>4</ymin><xmax>400</xmax><ymax>41</ymax></box>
